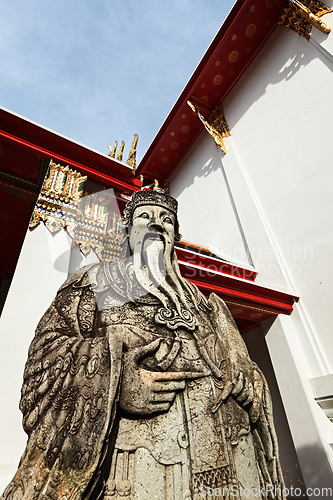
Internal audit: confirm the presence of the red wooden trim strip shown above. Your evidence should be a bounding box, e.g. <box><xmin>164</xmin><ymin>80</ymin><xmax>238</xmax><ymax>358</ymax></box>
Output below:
<box><xmin>190</xmin><ymin>279</ymin><xmax>294</xmax><ymax>314</ymax></box>
<box><xmin>175</xmin><ymin>247</ymin><xmax>257</xmax><ymax>281</ymax></box>
<box><xmin>178</xmin><ymin>260</ymin><xmax>297</xmax><ymax>305</ymax></box>
<box><xmin>0</xmin><ymin>129</ymin><xmax>140</xmax><ymax>192</ymax></box>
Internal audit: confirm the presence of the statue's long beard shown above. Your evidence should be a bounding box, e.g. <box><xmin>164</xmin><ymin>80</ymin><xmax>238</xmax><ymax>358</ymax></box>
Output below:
<box><xmin>131</xmin><ymin>231</ymin><xmax>196</xmax><ymax>313</ymax></box>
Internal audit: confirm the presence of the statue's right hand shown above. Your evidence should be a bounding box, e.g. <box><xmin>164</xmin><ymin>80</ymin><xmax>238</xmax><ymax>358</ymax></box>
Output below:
<box><xmin>119</xmin><ymin>339</ymin><xmax>204</xmax><ymax>416</ymax></box>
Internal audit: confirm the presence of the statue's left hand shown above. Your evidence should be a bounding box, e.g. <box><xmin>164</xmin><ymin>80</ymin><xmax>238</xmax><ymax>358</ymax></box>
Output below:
<box><xmin>219</xmin><ymin>366</ymin><xmax>254</xmax><ymax>408</ymax></box>
<box><xmin>228</xmin><ymin>370</ymin><xmax>254</xmax><ymax>406</ymax></box>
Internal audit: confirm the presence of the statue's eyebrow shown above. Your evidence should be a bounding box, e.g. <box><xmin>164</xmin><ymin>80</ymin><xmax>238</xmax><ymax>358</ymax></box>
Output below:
<box><xmin>159</xmin><ymin>209</ymin><xmax>174</xmax><ymax>219</ymax></box>
<box><xmin>134</xmin><ymin>207</ymin><xmax>152</xmax><ymax>217</ymax></box>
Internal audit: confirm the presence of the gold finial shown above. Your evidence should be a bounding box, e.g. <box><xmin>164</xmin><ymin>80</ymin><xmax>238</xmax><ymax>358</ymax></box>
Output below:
<box><xmin>107</xmin><ymin>142</ymin><xmax>118</xmax><ymax>158</ymax></box>
<box><xmin>117</xmin><ymin>141</ymin><xmax>125</xmax><ymax>162</ymax></box>
<box><xmin>163</xmin><ymin>181</ymin><xmax>170</xmax><ymax>194</ymax></box>
<box><xmin>140</xmin><ymin>175</ymin><xmax>144</xmax><ymax>187</ymax></box>
<box><xmin>187</xmin><ymin>100</ymin><xmax>197</xmax><ymax>113</ymax></box>
<box><xmin>126</xmin><ymin>134</ymin><xmax>139</xmax><ymax>174</ymax></box>
<box><xmin>153</xmin><ymin>179</ymin><xmax>159</xmax><ymax>191</ymax></box>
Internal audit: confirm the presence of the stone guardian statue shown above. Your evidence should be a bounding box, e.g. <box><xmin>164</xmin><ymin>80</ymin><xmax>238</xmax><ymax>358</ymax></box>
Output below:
<box><xmin>1</xmin><ymin>188</ymin><xmax>286</xmax><ymax>500</ymax></box>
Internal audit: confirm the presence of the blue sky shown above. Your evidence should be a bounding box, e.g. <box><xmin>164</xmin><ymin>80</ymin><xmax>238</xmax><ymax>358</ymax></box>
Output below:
<box><xmin>1</xmin><ymin>0</ymin><xmax>235</xmax><ymax>163</ymax></box>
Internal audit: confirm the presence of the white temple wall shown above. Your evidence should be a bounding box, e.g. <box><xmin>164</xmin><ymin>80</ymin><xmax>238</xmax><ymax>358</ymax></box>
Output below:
<box><xmin>0</xmin><ymin>224</ymin><xmax>70</xmax><ymax>490</ymax></box>
<box><xmin>169</xmin><ymin>130</ymin><xmax>253</xmax><ymax>269</ymax></box>
<box><xmin>170</xmin><ymin>23</ymin><xmax>333</xmax><ymax>362</ymax></box>
<box><xmin>169</xmin><ymin>18</ymin><xmax>333</xmax><ymax>490</ymax></box>
<box><xmin>0</xmin><ymin>223</ymin><xmax>99</xmax><ymax>492</ymax></box>
<box><xmin>222</xmin><ymin>23</ymin><xmax>333</xmax><ymax>366</ymax></box>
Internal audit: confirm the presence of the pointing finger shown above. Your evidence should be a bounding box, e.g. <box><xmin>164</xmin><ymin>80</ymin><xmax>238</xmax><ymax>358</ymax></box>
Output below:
<box><xmin>153</xmin><ymin>371</ymin><xmax>206</xmax><ymax>382</ymax></box>
<box><xmin>152</xmin><ymin>380</ymin><xmax>186</xmax><ymax>392</ymax></box>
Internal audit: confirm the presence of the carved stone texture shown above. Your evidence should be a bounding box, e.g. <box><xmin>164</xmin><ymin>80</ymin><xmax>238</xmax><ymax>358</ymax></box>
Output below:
<box><xmin>1</xmin><ymin>189</ymin><xmax>286</xmax><ymax>500</ymax></box>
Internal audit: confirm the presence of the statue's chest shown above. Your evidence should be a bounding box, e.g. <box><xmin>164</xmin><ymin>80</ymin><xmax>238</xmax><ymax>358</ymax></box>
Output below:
<box><xmin>107</xmin><ymin>303</ymin><xmax>229</xmax><ymax>473</ymax></box>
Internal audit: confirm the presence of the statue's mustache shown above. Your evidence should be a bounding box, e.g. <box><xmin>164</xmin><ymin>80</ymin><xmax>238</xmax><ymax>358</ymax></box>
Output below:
<box><xmin>144</xmin><ymin>228</ymin><xmax>166</xmax><ymax>244</ymax></box>
<box><xmin>132</xmin><ymin>228</ymin><xmax>166</xmax><ymax>255</ymax></box>
<box><xmin>143</xmin><ymin>229</ymin><xmax>164</xmax><ymax>242</ymax></box>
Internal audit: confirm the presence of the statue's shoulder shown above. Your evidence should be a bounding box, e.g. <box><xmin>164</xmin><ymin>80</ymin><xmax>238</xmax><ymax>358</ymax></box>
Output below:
<box><xmin>208</xmin><ymin>292</ymin><xmax>228</xmax><ymax>313</ymax></box>
<box><xmin>182</xmin><ymin>277</ymin><xmax>213</xmax><ymax>311</ymax></box>
<box><xmin>57</xmin><ymin>260</ymin><xmax>127</xmax><ymax>297</ymax></box>
<box><xmin>208</xmin><ymin>292</ymin><xmax>236</xmax><ymax>322</ymax></box>
<box><xmin>181</xmin><ymin>278</ymin><xmax>232</xmax><ymax>317</ymax></box>
<box><xmin>57</xmin><ymin>262</ymin><xmax>101</xmax><ymax>292</ymax></box>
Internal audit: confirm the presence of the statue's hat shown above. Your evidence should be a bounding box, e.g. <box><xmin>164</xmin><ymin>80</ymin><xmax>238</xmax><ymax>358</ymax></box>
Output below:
<box><xmin>122</xmin><ymin>188</ymin><xmax>181</xmax><ymax>240</ymax></box>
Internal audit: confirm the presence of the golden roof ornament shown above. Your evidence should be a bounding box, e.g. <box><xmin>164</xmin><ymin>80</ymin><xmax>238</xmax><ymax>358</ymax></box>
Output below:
<box><xmin>107</xmin><ymin>134</ymin><xmax>139</xmax><ymax>172</ymax></box>
<box><xmin>30</xmin><ymin>160</ymin><xmax>125</xmax><ymax>261</ymax></box>
<box><xmin>117</xmin><ymin>141</ymin><xmax>125</xmax><ymax>162</ymax></box>
<box><xmin>29</xmin><ymin>160</ymin><xmax>87</xmax><ymax>233</ymax></box>
<box><xmin>187</xmin><ymin>100</ymin><xmax>230</xmax><ymax>154</ymax></box>
<box><xmin>126</xmin><ymin>134</ymin><xmax>139</xmax><ymax>174</ymax></box>
<box><xmin>107</xmin><ymin>142</ymin><xmax>118</xmax><ymax>158</ymax></box>
<box><xmin>279</xmin><ymin>0</ymin><xmax>332</xmax><ymax>39</ymax></box>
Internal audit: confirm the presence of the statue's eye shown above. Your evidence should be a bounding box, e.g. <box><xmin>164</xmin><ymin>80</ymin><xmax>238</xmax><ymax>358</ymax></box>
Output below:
<box><xmin>138</xmin><ymin>212</ymin><xmax>149</xmax><ymax>219</ymax></box>
<box><xmin>163</xmin><ymin>217</ymin><xmax>173</xmax><ymax>224</ymax></box>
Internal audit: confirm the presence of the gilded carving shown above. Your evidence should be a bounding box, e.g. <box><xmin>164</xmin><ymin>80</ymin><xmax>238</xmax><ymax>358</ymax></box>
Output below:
<box><xmin>126</xmin><ymin>134</ymin><xmax>139</xmax><ymax>173</ymax></box>
<box><xmin>2</xmin><ymin>189</ymin><xmax>286</xmax><ymax>500</ymax></box>
<box><xmin>279</xmin><ymin>0</ymin><xmax>332</xmax><ymax>39</ymax></box>
<box><xmin>108</xmin><ymin>135</ymin><xmax>139</xmax><ymax>173</ymax></box>
<box><xmin>187</xmin><ymin>100</ymin><xmax>231</xmax><ymax>154</ymax></box>
<box><xmin>30</xmin><ymin>160</ymin><xmax>124</xmax><ymax>261</ymax></box>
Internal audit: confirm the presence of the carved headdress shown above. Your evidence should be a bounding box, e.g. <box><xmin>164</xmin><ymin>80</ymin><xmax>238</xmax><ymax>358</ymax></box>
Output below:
<box><xmin>122</xmin><ymin>188</ymin><xmax>181</xmax><ymax>240</ymax></box>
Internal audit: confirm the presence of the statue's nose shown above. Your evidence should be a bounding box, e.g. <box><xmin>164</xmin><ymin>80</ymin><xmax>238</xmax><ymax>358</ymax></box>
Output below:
<box><xmin>148</xmin><ymin>221</ymin><xmax>164</xmax><ymax>233</ymax></box>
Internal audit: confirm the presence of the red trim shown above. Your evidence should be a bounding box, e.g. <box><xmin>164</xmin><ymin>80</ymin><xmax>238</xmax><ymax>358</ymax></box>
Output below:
<box><xmin>177</xmin><ymin>257</ymin><xmax>297</xmax><ymax>315</ymax></box>
<box><xmin>189</xmin><ymin>278</ymin><xmax>294</xmax><ymax>314</ymax></box>
<box><xmin>0</xmin><ymin>129</ymin><xmax>140</xmax><ymax>192</ymax></box>
<box><xmin>175</xmin><ymin>246</ymin><xmax>257</xmax><ymax>281</ymax></box>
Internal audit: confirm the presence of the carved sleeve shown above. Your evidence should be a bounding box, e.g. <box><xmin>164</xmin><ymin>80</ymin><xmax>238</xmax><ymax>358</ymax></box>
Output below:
<box><xmin>1</xmin><ymin>264</ymin><xmax>125</xmax><ymax>500</ymax></box>
<box><xmin>2</xmin><ymin>277</ymin><xmax>123</xmax><ymax>500</ymax></box>
<box><xmin>18</xmin><ymin>283</ymin><xmax>112</xmax><ymax>479</ymax></box>
<box><xmin>208</xmin><ymin>292</ymin><xmax>253</xmax><ymax>385</ymax></box>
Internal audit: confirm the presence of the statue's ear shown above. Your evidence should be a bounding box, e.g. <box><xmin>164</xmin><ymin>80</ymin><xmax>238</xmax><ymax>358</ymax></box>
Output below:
<box><xmin>174</xmin><ymin>232</ymin><xmax>182</xmax><ymax>242</ymax></box>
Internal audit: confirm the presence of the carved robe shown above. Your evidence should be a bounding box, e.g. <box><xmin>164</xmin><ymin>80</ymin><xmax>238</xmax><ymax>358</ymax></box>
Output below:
<box><xmin>1</xmin><ymin>262</ymin><xmax>285</xmax><ymax>500</ymax></box>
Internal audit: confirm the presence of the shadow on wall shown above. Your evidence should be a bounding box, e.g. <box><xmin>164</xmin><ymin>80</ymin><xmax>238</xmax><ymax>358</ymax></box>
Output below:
<box><xmin>169</xmin><ymin>130</ymin><xmax>223</xmax><ymax>194</ymax></box>
<box><xmin>187</xmin><ymin>131</ymin><xmax>223</xmax><ymax>184</ymax></box>
<box><xmin>198</xmin><ymin>151</ymin><xmax>221</xmax><ymax>179</ymax></box>
<box><xmin>225</xmin><ymin>25</ymin><xmax>333</xmax><ymax>131</ymax></box>
<box><xmin>242</xmin><ymin>322</ymin><xmax>308</xmax><ymax>498</ymax></box>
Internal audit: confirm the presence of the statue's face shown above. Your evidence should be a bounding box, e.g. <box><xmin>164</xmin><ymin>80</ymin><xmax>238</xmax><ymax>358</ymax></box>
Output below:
<box><xmin>127</xmin><ymin>203</ymin><xmax>191</xmax><ymax>312</ymax></box>
<box><xmin>130</xmin><ymin>205</ymin><xmax>176</xmax><ymax>252</ymax></box>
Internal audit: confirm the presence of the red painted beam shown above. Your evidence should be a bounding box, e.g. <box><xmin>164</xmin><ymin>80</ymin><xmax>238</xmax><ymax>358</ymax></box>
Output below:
<box><xmin>177</xmin><ymin>256</ymin><xmax>297</xmax><ymax>315</ymax></box>
<box><xmin>0</xmin><ymin>129</ymin><xmax>141</xmax><ymax>192</ymax></box>
<box><xmin>190</xmin><ymin>278</ymin><xmax>294</xmax><ymax>314</ymax></box>
<box><xmin>175</xmin><ymin>246</ymin><xmax>257</xmax><ymax>281</ymax></box>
